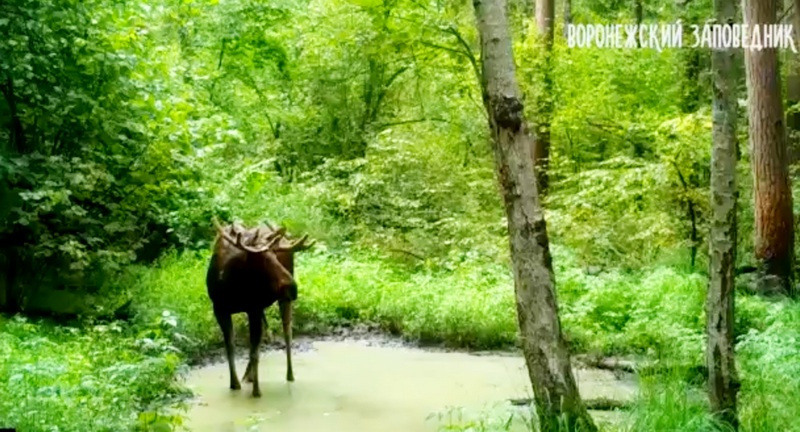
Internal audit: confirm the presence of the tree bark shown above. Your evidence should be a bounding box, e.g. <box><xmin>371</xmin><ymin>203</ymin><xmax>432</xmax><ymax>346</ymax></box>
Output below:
<box><xmin>634</xmin><ymin>0</ymin><xmax>643</xmax><ymax>47</ymax></box>
<box><xmin>472</xmin><ymin>0</ymin><xmax>597</xmax><ymax>430</ymax></box>
<box><xmin>563</xmin><ymin>0</ymin><xmax>572</xmax><ymax>38</ymax></box>
<box><xmin>743</xmin><ymin>0</ymin><xmax>796</xmax><ymax>296</ymax></box>
<box><xmin>786</xmin><ymin>0</ymin><xmax>800</xmax><ymax>163</ymax></box>
<box><xmin>679</xmin><ymin>3</ymin><xmax>702</xmax><ymax>113</ymax></box>
<box><xmin>707</xmin><ymin>0</ymin><xmax>741</xmax><ymax>428</ymax></box>
<box><xmin>532</xmin><ymin>0</ymin><xmax>554</xmax><ymax>196</ymax></box>
<box><xmin>1</xmin><ymin>76</ymin><xmax>26</xmax><ymax>154</ymax></box>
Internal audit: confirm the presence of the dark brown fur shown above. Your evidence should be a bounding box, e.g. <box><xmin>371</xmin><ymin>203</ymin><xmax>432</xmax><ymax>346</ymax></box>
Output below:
<box><xmin>206</xmin><ymin>219</ymin><xmax>311</xmax><ymax>397</ymax></box>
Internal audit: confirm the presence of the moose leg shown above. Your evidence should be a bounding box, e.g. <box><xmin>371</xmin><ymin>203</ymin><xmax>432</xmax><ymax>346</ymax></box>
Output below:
<box><xmin>215</xmin><ymin>310</ymin><xmax>240</xmax><ymax>390</ymax></box>
<box><xmin>247</xmin><ymin>311</ymin><xmax>263</xmax><ymax>397</ymax></box>
<box><xmin>242</xmin><ymin>361</ymin><xmax>253</xmax><ymax>383</ymax></box>
<box><xmin>243</xmin><ymin>312</ymin><xmax>268</xmax><ymax>383</ymax></box>
<box><xmin>280</xmin><ymin>300</ymin><xmax>295</xmax><ymax>382</ymax></box>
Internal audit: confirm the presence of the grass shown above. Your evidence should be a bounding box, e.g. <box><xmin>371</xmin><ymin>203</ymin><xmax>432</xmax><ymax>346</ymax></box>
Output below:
<box><xmin>1</xmin><ymin>244</ymin><xmax>800</xmax><ymax>431</ymax></box>
<box><xmin>129</xmin><ymin>244</ymin><xmax>716</xmax><ymax>358</ymax></box>
<box><xmin>0</xmin><ymin>314</ymin><xmax>190</xmax><ymax>431</ymax></box>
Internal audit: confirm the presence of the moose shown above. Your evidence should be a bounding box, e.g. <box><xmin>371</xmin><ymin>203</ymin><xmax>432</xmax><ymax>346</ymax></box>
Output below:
<box><xmin>206</xmin><ymin>217</ymin><xmax>314</xmax><ymax>397</ymax></box>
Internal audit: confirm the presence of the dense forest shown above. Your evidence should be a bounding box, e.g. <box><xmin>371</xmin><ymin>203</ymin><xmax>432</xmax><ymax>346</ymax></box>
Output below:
<box><xmin>2</xmin><ymin>0</ymin><xmax>800</xmax><ymax>430</ymax></box>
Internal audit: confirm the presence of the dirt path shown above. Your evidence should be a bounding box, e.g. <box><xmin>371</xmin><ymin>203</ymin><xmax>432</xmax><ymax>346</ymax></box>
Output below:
<box><xmin>184</xmin><ymin>339</ymin><xmax>637</xmax><ymax>431</ymax></box>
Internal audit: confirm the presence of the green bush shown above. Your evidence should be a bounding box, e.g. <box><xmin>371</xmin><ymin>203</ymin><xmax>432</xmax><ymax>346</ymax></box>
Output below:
<box><xmin>0</xmin><ymin>314</ymin><xmax>189</xmax><ymax>431</ymax></box>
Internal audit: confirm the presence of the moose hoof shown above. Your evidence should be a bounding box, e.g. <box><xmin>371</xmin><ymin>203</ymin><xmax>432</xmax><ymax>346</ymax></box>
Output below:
<box><xmin>286</xmin><ymin>373</ymin><xmax>295</xmax><ymax>382</ymax></box>
<box><xmin>230</xmin><ymin>381</ymin><xmax>241</xmax><ymax>390</ymax></box>
<box><xmin>252</xmin><ymin>388</ymin><xmax>262</xmax><ymax>398</ymax></box>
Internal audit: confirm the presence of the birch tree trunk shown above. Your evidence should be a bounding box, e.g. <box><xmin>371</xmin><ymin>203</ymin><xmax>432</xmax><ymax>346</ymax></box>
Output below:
<box><xmin>743</xmin><ymin>0</ymin><xmax>796</xmax><ymax>296</ymax></box>
<box><xmin>706</xmin><ymin>0</ymin><xmax>741</xmax><ymax>427</ymax></box>
<box><xmin>472</xmin><ymin>0</ymin><xmax>596</xmax><ymax>430</ymax></box>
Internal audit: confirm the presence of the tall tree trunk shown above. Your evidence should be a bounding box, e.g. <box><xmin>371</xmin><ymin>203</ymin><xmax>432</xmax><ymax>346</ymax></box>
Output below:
<box><xmin>1</xmin><ymin>76</ymin><xmax>26</xmax><ymax>154</ymax></box>
<box><xmin>535</xmin><ymin>0</ymin><xmax>553</xmax><ymax>48</ymax></box>
<box><xmin>787</xmin><ymin>0</ymin><xmax>800</xmax><ymax>163</ymax></box>
<box><xmin>707</xmin><ymin>0</ymin><xmax>741</xmax><ymax>428</ymax></box>
<box><xmin>679</xmin><ymin>2</ymin><xmax>702</xmax><ymax>113</ymax></box>
<box><xmin>532</xmin><ymin>0</ymin><xmax>554</xmax><ymax>196</ymax></box>
<box><xmin>472</xmin><ymin>0</ymin><xmax>597</xmax><ymax>430</ymax></box>
<box><xmin>634</xmin><ymin>0</ymin><xmax>643</xmax><ymax>47</ymax></box>
<box><xmin>744</xmin><ymin>0</ymin><xmax>796</xmax><ymax>296</ymax></box>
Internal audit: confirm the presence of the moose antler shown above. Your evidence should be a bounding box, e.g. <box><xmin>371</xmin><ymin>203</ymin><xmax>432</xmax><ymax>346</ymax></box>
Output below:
<box><xmin>275</xmin><ymin>234</ymin><xmax>315</xmax><ymax>252</ymax></box>
<box><xmin>238</xmin><ymin>229</ymin><xmax>285</xmax><ymax>253</ymax></box>
<box><xmin>212</xmin><ymin>217</ymin><xmax>238</xmax><ymax>243</ymax></box>
<box><xmin>252</xmin><ymin>219</ymin><xmax>316</xmax><ymax>252</ymax></box>
<box><xmin>213</xmin><ymin>217</ymin><xmax>286</xmax><ymax>253</ymax></box>
<box><xmin>252</xmin><ymin>227</ymin><xmax>263</xmax><ymax>243</ymax></box>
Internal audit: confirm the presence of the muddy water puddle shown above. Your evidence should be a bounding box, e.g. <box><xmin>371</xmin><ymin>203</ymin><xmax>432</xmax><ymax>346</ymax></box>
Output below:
<box><xmin>185</xmin><ymin>341</ymin><xmax>636</xmax><ymax>431</ymax></box>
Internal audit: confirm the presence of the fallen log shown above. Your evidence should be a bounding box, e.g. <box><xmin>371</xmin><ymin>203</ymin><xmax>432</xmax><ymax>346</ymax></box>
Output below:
<box><xmin>574</xmin><ymin>356</ymin><xmax>708</xmax><ymax>384</ymax></box>
<box><xmin>509</xmin><ymin>397</ymin><xmax>632</xmax><ymax>411</ymax></box>
<box><xmin>574</xmin><ymin>355</ymin><xmax>637</xmax><ymax>374</ymax></box>
<box><xmin>593</xmin><ymin>358</ymin><xmax>637</xmax><ymax>374</ymax></box>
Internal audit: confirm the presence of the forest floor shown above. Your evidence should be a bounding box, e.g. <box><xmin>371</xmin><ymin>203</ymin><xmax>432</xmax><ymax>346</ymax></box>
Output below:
<box><xmin>1</xmin><ymin>247</ymin><xmax>800</xmax><ymax>431</ymax></box>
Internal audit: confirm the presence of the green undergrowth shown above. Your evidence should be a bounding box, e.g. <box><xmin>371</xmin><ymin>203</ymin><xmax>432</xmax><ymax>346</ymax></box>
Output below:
<box><xmin>125</xmin><ymin>242</ymin><xmax>800</xmax><ymax>431</ymax></box>
<box><xmin>437</xmin><ymin>300</ymin><xmax>800</xmax><ymax>432</ymax></box>
<box><xmin>0</xmin><ymin>313</ymin><xmax>191</xmax><ymax>431</ymax></box>
<box><xmin>129</xmin><ymin>245</ymin><xmax>770</xmax><ymax>363</ymax></box>
<box><xmin>608</xmin><ymin>301</ymin><xmax>800</xmax><ymax>432</ymax></box>
<box><xmin>3</xmin><ymin>245</ymin><xmax>800</xmax><ymax>432</ymax></box>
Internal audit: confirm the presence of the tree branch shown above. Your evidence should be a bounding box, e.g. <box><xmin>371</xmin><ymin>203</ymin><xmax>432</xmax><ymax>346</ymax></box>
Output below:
<box><xmin>375</xmin><ymin>117</ymin><xmax>450</xmax><ymax>131</ymax></box>
<box><xmin>387</xmin><ymin>248</ymin><xmax>426</xmax><ymax>261</ymax></box>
